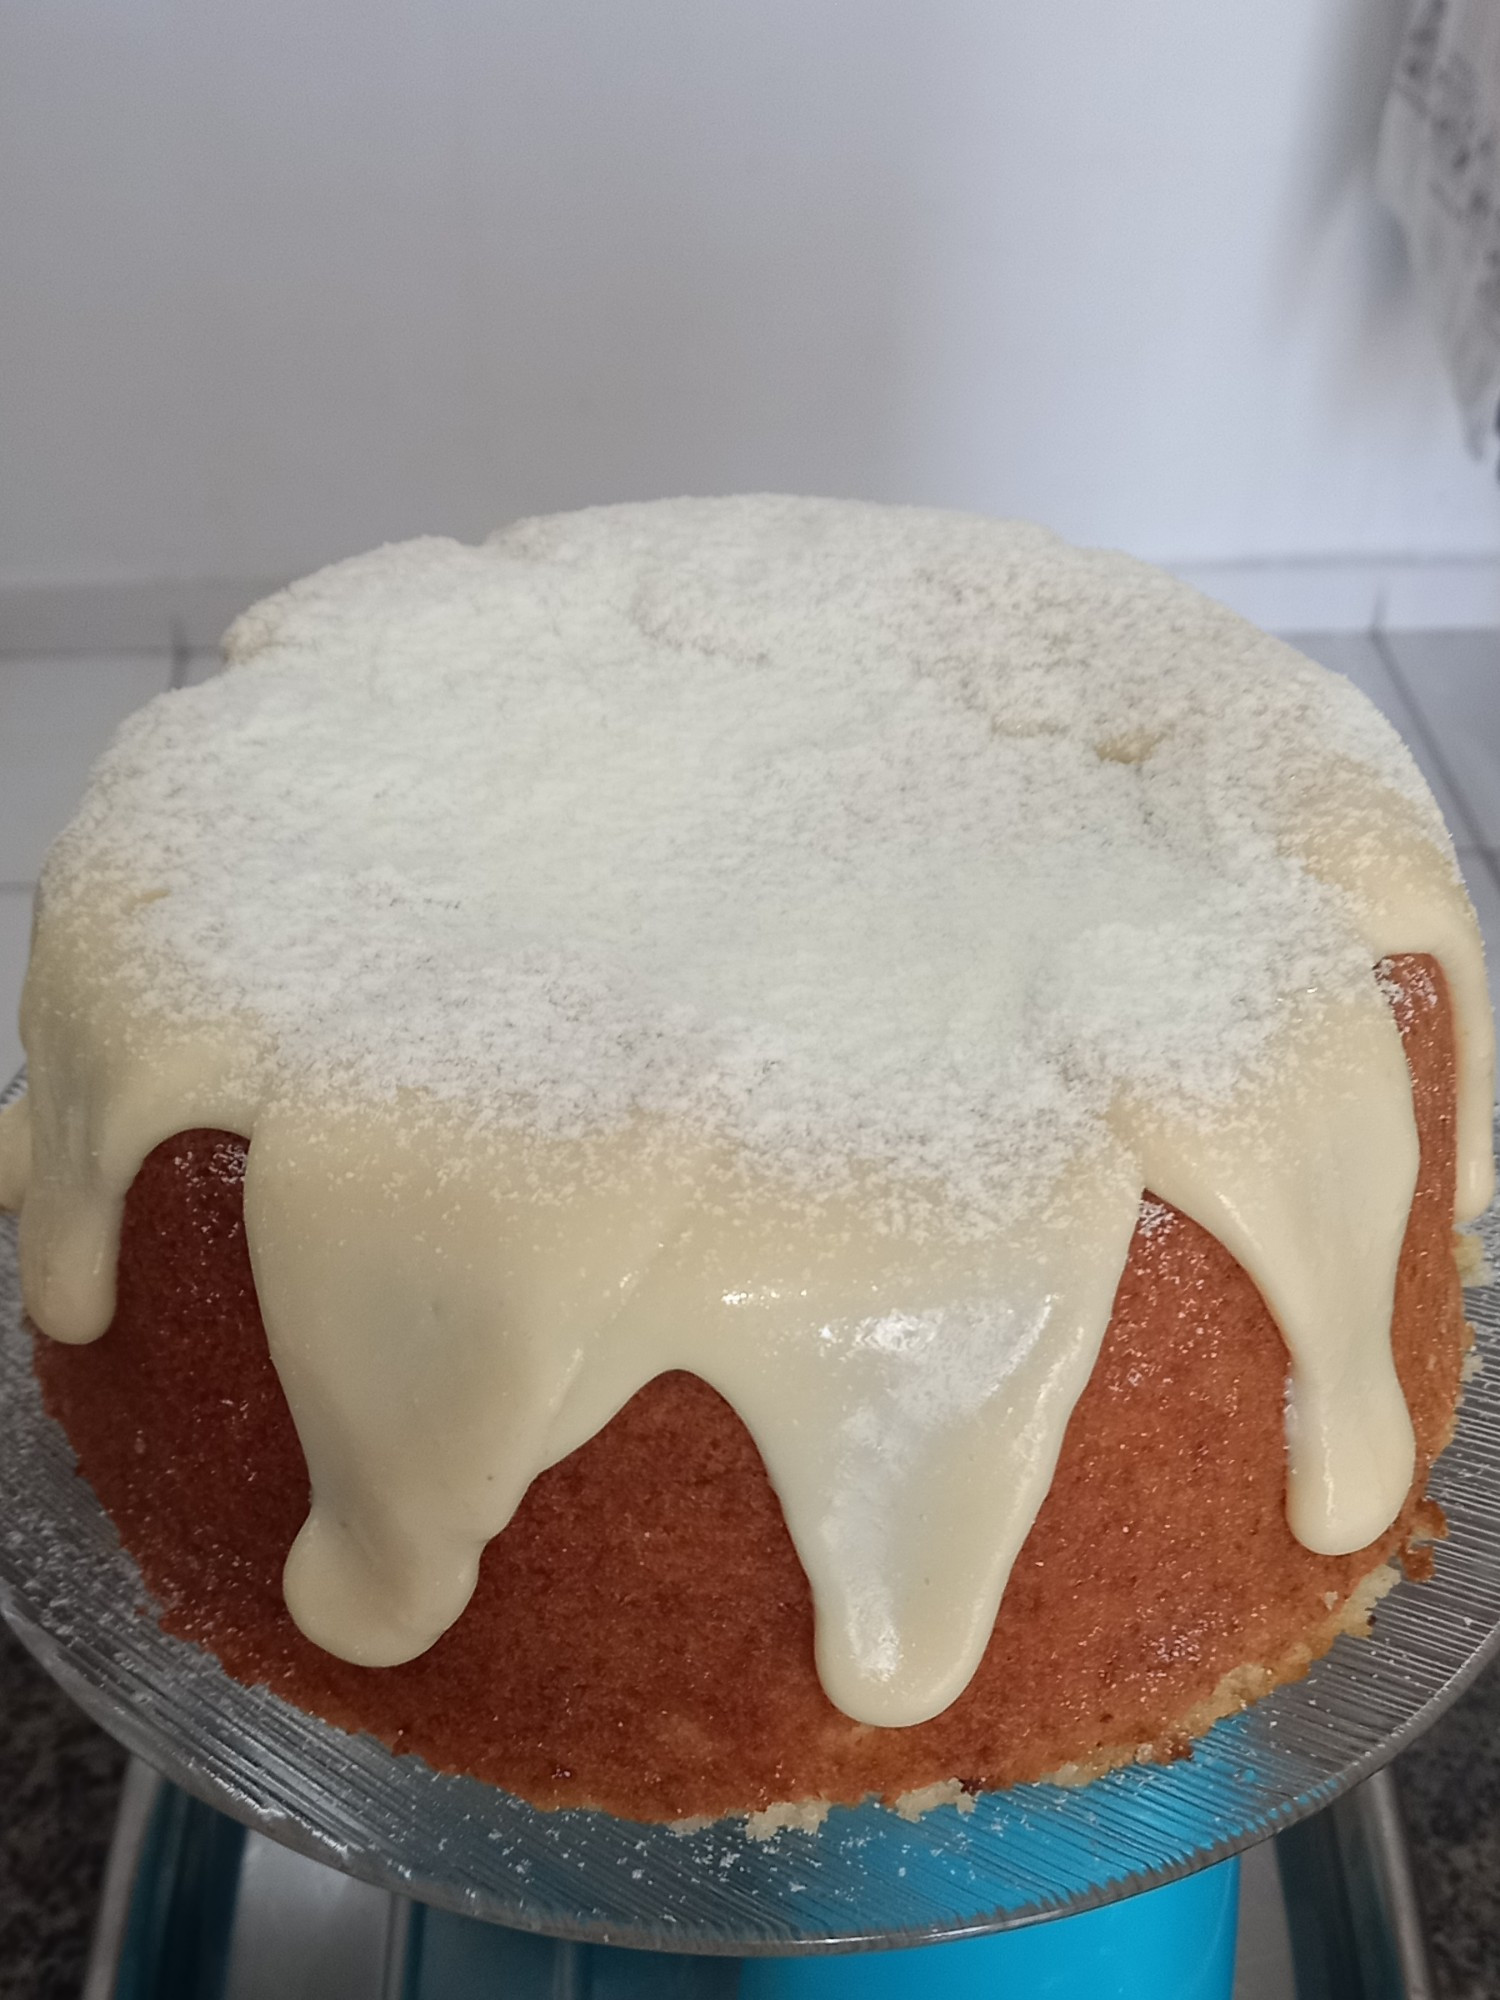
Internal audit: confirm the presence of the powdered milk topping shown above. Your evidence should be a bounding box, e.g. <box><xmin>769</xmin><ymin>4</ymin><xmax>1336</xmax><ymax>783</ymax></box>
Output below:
<box><xmin>0</xmin><ymin>498</ymin><xmax>1491</xmax><ymax>1726</ymax></box>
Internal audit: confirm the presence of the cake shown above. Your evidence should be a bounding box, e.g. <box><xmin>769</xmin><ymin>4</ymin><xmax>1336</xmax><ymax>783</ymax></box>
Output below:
<box><xmin>0</xmin><ymin>496</ymin><xmax>1492</xmax><ymax>1825</ymax></box>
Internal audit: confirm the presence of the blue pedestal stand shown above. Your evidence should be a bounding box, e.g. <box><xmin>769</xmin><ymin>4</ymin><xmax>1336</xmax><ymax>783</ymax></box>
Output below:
<box><xmin>738</xmin><ymin>1862</ymin><xmax>1239</xmax><ymax>1998</ymax></box>
<box><xmin>409</xmin><ymin>1855</ymin><xmax>1241</xmax><ymax>1999</ymax></box>
<box><xmin>113</xmin><ymin>1770</ymin><xmax>1241</xmax><ymax>1997</ymax></box>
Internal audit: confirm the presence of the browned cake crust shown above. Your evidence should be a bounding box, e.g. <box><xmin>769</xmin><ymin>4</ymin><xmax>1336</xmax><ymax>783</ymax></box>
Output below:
<box><xmin>33</xmin><ymin>953</ymin><xmax>1466</xmax><ymax>1822</ymax></box>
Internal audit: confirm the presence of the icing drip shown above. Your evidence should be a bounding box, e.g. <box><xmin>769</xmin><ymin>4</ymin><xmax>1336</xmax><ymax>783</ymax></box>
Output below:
<box><xmin>0</xmin><ymin>498</ymin><xmax>1492</xmax><ymax>1729</ymax></box>
<box><xmin>1113</xmin><ymin>983</ymin><xmax>1421</xmax><ymax>1554</ymax></box>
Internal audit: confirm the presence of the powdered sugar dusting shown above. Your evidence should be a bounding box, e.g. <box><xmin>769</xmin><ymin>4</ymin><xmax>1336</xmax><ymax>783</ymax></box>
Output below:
<box><xmin>40</xmin><ymin>497</ymin><xmax>1455</xmax><ymax>1226</ymax></box>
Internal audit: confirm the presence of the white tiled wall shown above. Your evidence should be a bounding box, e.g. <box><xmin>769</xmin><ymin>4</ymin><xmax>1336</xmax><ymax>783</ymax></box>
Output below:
<box><xmin>0</xmin><ymin>655</ymin><xmax>173</xmax><ymax>884</ymax></box>
<box><xmin>1381</xmin><ymin>634</ymin><xmax>1500</xmax><ymax>851</ymax></box>
<box><xmin>0</xmin><ymin>650</ymin><xmax>175</xmax><ymax>1078</ymax></box>
<box><xmin>0</xmin><ymin>893</ymin><xmax>32</xmax><ymax>1083</ymax></box>
<box><xmin>177</xmin><ymin>654</ymin><xmax>225</xmax><ymax>690</ymax></box>
<box><xmin>9</xmin><ymin>4</ymin><xmax>1500</xmax><ymax>603</ymax></box>
<box><xmin>0</xmin><ymin>634</ymin><xmax>1496</xmax><ymax>1082</ymax></box>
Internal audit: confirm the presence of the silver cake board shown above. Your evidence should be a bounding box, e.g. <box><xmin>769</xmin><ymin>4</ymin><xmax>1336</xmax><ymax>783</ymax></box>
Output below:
<box><xmin>3</xmin><ymin>1067</ymin><xmax>1500</xmax><ymax>1956</ymax></box>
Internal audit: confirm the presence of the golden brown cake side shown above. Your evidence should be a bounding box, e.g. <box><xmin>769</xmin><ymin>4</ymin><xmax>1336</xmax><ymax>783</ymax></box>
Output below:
<box><xmin>32</xmin><ymin>953</ymin><xmax>1466</xmax><ymax>1822</ymax></box>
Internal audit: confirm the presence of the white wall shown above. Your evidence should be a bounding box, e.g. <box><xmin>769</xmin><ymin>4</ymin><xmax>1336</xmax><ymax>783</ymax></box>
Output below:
<box><xmin>4</xmin><ymin>0</ymin><xmax>1500</xmax><ymax>619</ymax></box>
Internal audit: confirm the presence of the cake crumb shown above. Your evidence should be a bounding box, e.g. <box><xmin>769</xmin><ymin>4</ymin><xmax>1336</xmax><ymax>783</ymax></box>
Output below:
<box><xmin>1455</xmin><ymin>1228</ymin><xmax>1493</xmax><ymax>1287</ymax></box>
<box><xmin>1338</xmin><ymin>1561</ymin><xmax>1400</xmax><ymax>1636</ymax></box>
<box><xmin>744</xmin><ymin>1798</ymin><xmax>833</xmax><ymax>1840</ymax></box>
<box><xmin>892</xmin><ymin>1778</ymin><xmax>978</xmax><ymax>1822</ymax></box>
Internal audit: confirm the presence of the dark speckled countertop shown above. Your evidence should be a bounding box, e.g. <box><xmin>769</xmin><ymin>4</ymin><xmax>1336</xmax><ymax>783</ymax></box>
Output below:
<box><xmin>1</xmin><ymin>1621</ymin><xmax>1496</xmax><ymax>1998</ymax></box>
<box><xmin>1396</xmin><ymin>1658</ymin><xmax>1500</xmax><ymax>1999</ymax></box>
<box><xmin>0</xmin><ymin>1624</ymin><xmax>123</xmax><ymax>1999</ymax></box>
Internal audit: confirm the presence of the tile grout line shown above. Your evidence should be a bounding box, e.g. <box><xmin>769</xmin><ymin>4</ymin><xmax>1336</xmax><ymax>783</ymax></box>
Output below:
<box><xmin>1369</xmin><ymin>633</ymin><xmax>1500</xmax><ymax>902</ymax></box>
<box><xmin>0</xmin><ymin>644</ymin><xmax>174</xmax><ymax>663</ymax></box>
<box><xmin>168</xmin><ymin>617</ymin><xmax>191</xmax><ymax>690</ymax></box>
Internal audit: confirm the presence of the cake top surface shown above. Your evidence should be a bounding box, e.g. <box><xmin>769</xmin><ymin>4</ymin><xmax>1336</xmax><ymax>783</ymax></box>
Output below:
<box><xmin>43</xmin><ymin>495</ymin><xmax>1450</xmax><ymax>1227</ymax></box>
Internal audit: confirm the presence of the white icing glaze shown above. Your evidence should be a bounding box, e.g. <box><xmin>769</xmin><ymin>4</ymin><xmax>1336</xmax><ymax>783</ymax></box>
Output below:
<box><xmin>0</xmin><ymin>498</ymin><xmax>1492</xmax><ymax>1729</ymax></box>
<box><xmin>1113</xmin><ymin>983</ymin><xmax>1420</xmax><ymax>1556</ymax></box>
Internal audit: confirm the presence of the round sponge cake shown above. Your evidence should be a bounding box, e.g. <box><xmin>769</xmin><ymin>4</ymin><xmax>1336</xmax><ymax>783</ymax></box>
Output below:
<box><xmin>30</xmin><ymin>952</ymin><xmax>1466</xmax><ymax>1820</ymax></box>
<box><xmin>0</xmin><ymin>498</ymin><xmax>1492</xmax><ymax>1821</ymax></box>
